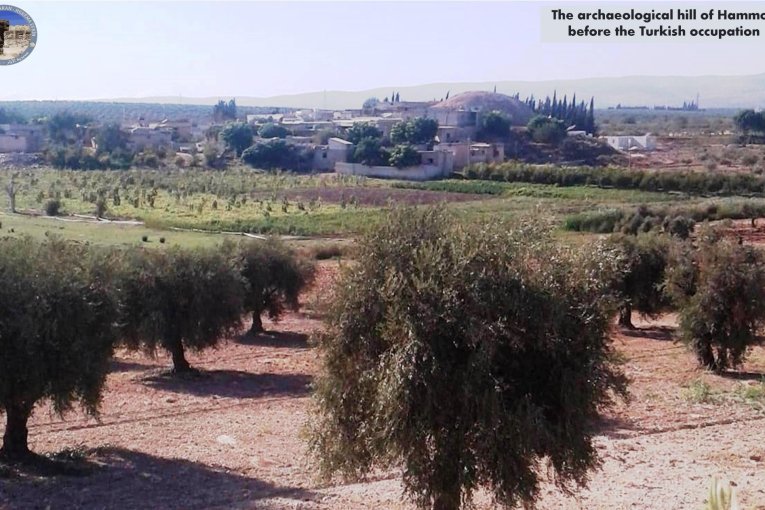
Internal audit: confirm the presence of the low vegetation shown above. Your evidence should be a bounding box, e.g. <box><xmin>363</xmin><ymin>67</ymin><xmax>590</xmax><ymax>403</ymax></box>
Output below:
<box><xmin>463</xmin><ymin>161</ymin><xmax>765</xmax><ymax>196</ymax></box>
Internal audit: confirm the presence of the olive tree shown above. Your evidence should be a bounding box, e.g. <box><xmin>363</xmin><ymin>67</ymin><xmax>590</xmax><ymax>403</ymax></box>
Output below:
<box><xmin>309</xmin><ymin>208</ymin><xmax>627</xmax><ymax>510</ymax></box>
<box><xmin>665</xmin><ymin>231</ymin><xmax>765</xmax><ymax>371</ymax></box>
<box><xmin>235</xmin><ymin>239</ymin><xmax>315</xmax><ymax>334</ymax></box>
<box><xmin>0</xmin><ymin>238</ymin><xmax>117</xmax><ymax>459</ymax></box>
<box><xmin>605</xmin><ymin>232</ymin><xmax>672</xmax><ymax>328</ymax></box>
<box><xmin>117</xmin><ymin>247</ymin><xmax>244</xmax><ymax>373</ymax></box>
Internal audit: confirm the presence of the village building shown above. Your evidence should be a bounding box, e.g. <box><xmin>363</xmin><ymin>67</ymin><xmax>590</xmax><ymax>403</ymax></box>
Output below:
<box><xmin>126</xmin><ymin>126</ymin><xmax>173</xmax><ymax>151</ymax></box>
<box><xmin>0</xmin><ymin>124</ymin><xmax>45</xmax><ymax>153</ymax></box>
<box><xmin>433</xmin><ymin>141</ymin><xmax>505</xmax><ymax>169</ymax></box>
<box><xmin>313</xmin><ymin>137</ymin><xmax>353</xmax><ymax>171</ymax></box>
<box><xmin>602</xmin><ymin>134</ymin><xmax>656</xmax><ymax>151</ymax></box>
<box><xmin>3</xmin><ymin>25</ymin><xmax>31</xmax><ymax>44</ymax></box>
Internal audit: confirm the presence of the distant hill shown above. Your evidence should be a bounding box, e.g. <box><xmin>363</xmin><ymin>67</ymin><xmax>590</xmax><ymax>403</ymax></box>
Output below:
<box><xmin>101</xmin><ymin>73</ymin><xmax>765</xmax><ymax>111</ymax></box>
<box><xmin>0</xmin><ymin>101</ymin><xmax>291</xmax><ymax>125</ymax></box>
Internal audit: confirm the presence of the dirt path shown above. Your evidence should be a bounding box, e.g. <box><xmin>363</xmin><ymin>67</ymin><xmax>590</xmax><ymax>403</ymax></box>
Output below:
<box><xmin>1</xmin><ymin>266</ymin><xmax>765</xmax><ymax>509</ymax></box>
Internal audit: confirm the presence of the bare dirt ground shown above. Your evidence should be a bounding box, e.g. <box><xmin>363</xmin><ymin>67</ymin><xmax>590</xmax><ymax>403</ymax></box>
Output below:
<box><xmin>2</xmin><ymin>262</ymin><xmax>765</xmax><ymax>510</ymax></box>
<box><xmin>251</xmin><ymin>187</ymin><xmax>485</xmax><ymax>207</ymax></box>
<box><xmin>631</xmin><ymin>136</ymin><xmax>765</xmax><ymax>174</ymax></box>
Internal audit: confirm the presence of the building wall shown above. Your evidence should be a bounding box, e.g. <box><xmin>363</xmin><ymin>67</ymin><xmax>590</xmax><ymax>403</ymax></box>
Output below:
<box><xmin>336</xmin><ymin>162</ymin><xmax>449</xmax><ymax>181</ymax></box>
<box><xmin>0</xmin><ymin>134</ymin><xmax>29</xmax><ymax>153</ymax></box>
<box><xmin>313</xmin><ymin>147</ymin><xmax>350</xmax><ymax>171</ymax></box>
<box><xmin>430</xmin><ymin>109</ymin><xmax>477</xmax><ymax>128</ymax></box>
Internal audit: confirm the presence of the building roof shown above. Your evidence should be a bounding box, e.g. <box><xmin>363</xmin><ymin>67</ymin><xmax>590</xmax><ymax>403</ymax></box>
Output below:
<box><xmin>430</xmin><ymin>91</ymin><xmax>533</xmax><ymax>124</ymax></box>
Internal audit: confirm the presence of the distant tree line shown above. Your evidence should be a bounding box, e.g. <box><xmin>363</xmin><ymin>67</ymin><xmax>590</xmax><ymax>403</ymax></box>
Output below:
<box><xmin>463</xmin><ymin>162</ymin><xmax>765</xmax><ymax>196</ymax></box>
<box><xmin>213</xmin><ymin>99</ymin><xmax>238</xmax><ymax>122</ymax></box>
<box><xmin>519</xmin><ymin>92</ymin><xmax>596</xmax><ymax>134</ymax></box>
<box><xmin>734</xmin><ymin>109</ymin><xmax>765</xmax><ymax>142</ymax></box>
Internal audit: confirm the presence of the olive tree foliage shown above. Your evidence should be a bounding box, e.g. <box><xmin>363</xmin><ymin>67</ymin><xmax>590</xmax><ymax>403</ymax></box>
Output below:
<box><xmin>309</xmin><ymin>208</ymin><xmax>627</xmax><ymax>510</ymax></box>
<box><xmin>389</xmin><ymin>117</ymin><xmax>439</xmax><ymax>146</ymax></box>
<box><xmin>234</xmin><ymin>239</ymin><xmax>315</xmax><ymax>334</ymax></box>
<box><xmin>344</xmin><ymin>122</ymin><xmax>382</xmax><ymax>145</ymax></box>
<box><xmin>117</xmin><ymin>247</ymin><xmax>245</xmax><ymax>373</ymax></box>
<box><xmin>477</xmin><ymin>111</ymin><xmax>511</xmax><ymax>142</ymax></box>
<box><xmin>665</xmin><ymin>228</ymin><xmax>765</xmax><ymax>371</ymax></box>
<box><xmin>388</xmin><ymin>144</ymin><xmax>422</xmax><ymax>168</ymax></box>
<box><xmin>527</xmin><ymin>115</ymin><xmax>567</xmax><ymax>144</ymax></box>
<box><xmin>604</xmin><ymin>232</ymin><xmax>673</xmax><ymax>328</ymax></box>
<box><xmin>220</xmin><ymin>122</ymin><xmax>254</xmax><ymax>157</ymax></box>
<box><xmin>0</xmin><ymin>238</ymin><xmax>118</xmax><ymax>459</ymax></box>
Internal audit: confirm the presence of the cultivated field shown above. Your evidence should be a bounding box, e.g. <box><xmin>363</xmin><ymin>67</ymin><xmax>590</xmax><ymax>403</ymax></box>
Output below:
<box><xmin>1</xmin><ymin>261</ymin><xmax>764</xmax><ymax>510</ymax></box>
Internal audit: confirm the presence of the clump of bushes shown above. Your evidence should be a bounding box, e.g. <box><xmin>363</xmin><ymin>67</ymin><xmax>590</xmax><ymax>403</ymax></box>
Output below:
<box><xmin>309</xmin><ymin>208</ymin><xmax>627</xmax><ymax>510</ymax></box>
<box><xmin>462</xmin><ymin>161</ymin><xmax>765</xmax><ymax>196</ymax></box>
<box><xmin>44</xmin><ymin>198</ymin><xmax>62</xmax><ymax>216</ymax></box>
<box><xmin>564</xmin><ymin>200</ymin><xmax>765</xmax><ymax>235</ymax></box>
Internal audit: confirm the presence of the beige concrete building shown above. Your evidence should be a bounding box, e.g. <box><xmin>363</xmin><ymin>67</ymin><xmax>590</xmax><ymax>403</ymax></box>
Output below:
<box><xmin>313</xmin><ymin>137</ymin><xmax>353</xmax><ymax>171</ymax></box>
<box><xmin>0</xmin><ymin>124</ymin><xmax>44</xmax><ymax>153</ymax></box>
<box><xmin>127</xmin><ymin>126</ymin><xmax>173</xmax><ymax>151</ymax></box>
<box><xmin>433</xmin><ymin>141</ymin><xmax>504</xmax><ymax>169</ymax></box>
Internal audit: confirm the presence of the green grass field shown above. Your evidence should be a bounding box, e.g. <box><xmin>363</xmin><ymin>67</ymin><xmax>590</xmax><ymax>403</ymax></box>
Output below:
<box><xmin>0</xmin><ymin>167</ymin><xmax>724</xmax><ymax>246</ymax></box>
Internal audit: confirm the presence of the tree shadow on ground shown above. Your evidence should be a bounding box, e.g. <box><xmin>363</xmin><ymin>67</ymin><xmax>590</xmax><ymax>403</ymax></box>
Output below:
<box><xmin>0</xmin><ymin>446</ymin><xmax>319</xmax><ymax>510</ymax></box>
<box><xmin>142</xmin><ymin>370</ymin><xmax>312</xmax><ymax>399</ymax></box>
<box><xmin>719</xmin><ymin>370</ymin><xmax>765</xmax><ymax>381</ymax></box>
<box><xmin>621</xmin><ymin>325</ymin><xmax>676</xmax><ymax>342</ymax></box>
<box><xmin>591</xmin><ymin>414</ymin><xmax>638</xmax><ymax>440</ymax></box>
<box><xmin>109</xmin><ymin>359</ymin><xmax>154</xmax><ymax>373</ymax></box>
<box><xmin>236</xmin><ymin>330</ymin><xmax>310</xmax><ymax>349</ymax></box>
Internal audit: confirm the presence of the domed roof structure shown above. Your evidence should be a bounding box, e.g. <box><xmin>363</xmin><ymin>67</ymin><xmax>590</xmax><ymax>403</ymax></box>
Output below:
<box><xmin>430</xmin><ymin>91</ymin><xmax>533</xmax><ymax>125</ymax></box>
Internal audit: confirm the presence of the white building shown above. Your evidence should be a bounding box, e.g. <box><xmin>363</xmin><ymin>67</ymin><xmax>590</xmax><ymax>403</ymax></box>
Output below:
<box><xmin>603</xmin><ymin>134</ymin><xmax>656</xmax><ymax>151</ymax></box>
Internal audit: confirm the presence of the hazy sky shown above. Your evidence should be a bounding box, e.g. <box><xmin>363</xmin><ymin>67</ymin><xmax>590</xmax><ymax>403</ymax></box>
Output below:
<box><xmin>3</xmin><ymin>1</ymin><xmax>765</xmax><ymax>100</ymax></box>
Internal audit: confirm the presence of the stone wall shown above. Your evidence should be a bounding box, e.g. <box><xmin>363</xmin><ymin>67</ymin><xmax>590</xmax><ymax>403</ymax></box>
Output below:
<box><xmin>335</xmin><ymin>162</ymin><xmax>449</xmax><ymax>181</ymax></box>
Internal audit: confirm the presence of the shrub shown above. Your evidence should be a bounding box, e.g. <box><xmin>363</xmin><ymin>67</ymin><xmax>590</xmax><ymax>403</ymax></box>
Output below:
<box><xmin>235</xmin><ymin>239</ymin><xmax>314</xmax><ymax>334</ymax></box>
<box><xmin>220</xmin><ymin>122</ymin><xmax>254</xmax><ymax>156</ymax></box>
<box><xmin>0</xmin><ymin>238</ymin><xmax>118</xmax><ymax>458</ymax></box>
<box><xmin>388</xmin><ymin>144</ymin><xmax>422</xmax><ymax>168</ymax></box>
<box><xmin>389</xmin><ymin>117</ymin><xmax>438</xmax><ymax>145</ymax></box>
<box><xmin>44</xmin><ymin>198</ymin><xmax>62</xmax><ymax>216</ymax></box>
<box><xmin>141</xmin><ymin>235</ymin><xmax>148</xmax><ymax>242</ymax></box>
<box><xmin>460</xmin><ymin>161</ymin><xmax>765</xmax><ymax>196</ymax></box>
<box><xmin>309</xmin><ymin>208</ymin><xmax>627</xmax><ymax>510</ymax></box>
<box><xmin>258</xmin><ymin>123</ymin><xmax>290</xmax><ymax>139</ymax></box>
<box><xmin>159</xmin><ymin>237</ymin><xmax>166</xmax><ymax>244</ymax></box>
<box><xmin>241</xmin><ymin>140</ymin><xmax>311</xmax><ymax>172</ymax></box>
<box><xmin>527</xmin><ymin>115</ymin><xmax>567</xmax><ymax>144</ymax></box>
<box><xmin>352</xmin><ymin>137</ymin><xmax>389</xmax><ymax>166</ymax></box>
<box><xmin>95</xmin><ymin>198</ymin><xmax>108</xmax><ymax>219</ymax></box>
<box><xmin>117</xmin><ymin>247</ymin><xmax>245</xmax><ymax>373</ymax></box>
<box><xmin>345</xmin><ymin>122</ymin><xmax>382</xmax><ymax>145</ymax></box>
<box><xmin>665</xmin><ymin>230</ymin><xmax>765</xmax><ymax>371</ymax></box>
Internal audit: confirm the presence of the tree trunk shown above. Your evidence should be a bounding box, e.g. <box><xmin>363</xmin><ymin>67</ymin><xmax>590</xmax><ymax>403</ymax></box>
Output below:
<box><xmin>432</xmin><ymin>491</ymin><xmax>460</xmax><ymax>510</ymax></box>
<box><xmin>249</xmin><ymin>311</ymin><xmax>263</xmax><ymax>335</ymax></box>
<box><xmin>618</xmin><ymin>303</ymin><xmax>634</xmax><ymax>329</ymax></box>
<box><xmin>1</xmin><ymin>400</ymin><xmax>33</xmax><ymax>460</ymax></box>
<box><xmin>698</xmin><ymin>342</ymin><xmax>718</xmax><ymax>372</ymax></box>
<box><xmin>168</xmin><ymin>337</ymin><xmax>192</xmax><ymax>373</ymax></box>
